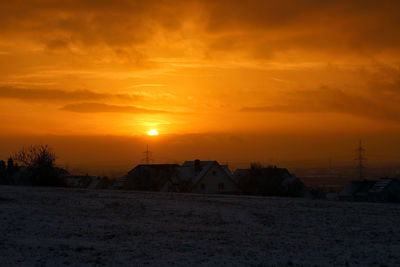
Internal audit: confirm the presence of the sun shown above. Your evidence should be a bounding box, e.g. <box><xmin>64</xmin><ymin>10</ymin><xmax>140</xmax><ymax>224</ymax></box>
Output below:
<box><xmin>148</xmin><ymin>129</ymin><xmax>159</xmax><ymax>136</ymax></box>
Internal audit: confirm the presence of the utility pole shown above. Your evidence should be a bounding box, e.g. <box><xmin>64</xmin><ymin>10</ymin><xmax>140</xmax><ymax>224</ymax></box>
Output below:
<box><xmin>143</xmin><ymin>144</ymin><xmax>152</xmax><ymax>164</ymax></box>
<box><xmin>354</xmin><ymin>140</ymin><xmax>366</xmax><ymax>180</ymax></box>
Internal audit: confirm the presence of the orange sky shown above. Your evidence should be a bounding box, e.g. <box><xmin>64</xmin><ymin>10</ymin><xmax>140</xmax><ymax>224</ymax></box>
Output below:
<box><xmin>1</xmin><ymin>1</ymin><xmax>400</xmax><ymax>173</ymax></box>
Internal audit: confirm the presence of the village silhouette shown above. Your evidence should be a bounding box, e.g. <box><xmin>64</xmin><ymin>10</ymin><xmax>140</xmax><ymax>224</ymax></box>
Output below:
<box><xmin>2</xmin><ymin>143</ymin><xmax>399</xmax><ymax>203</ymax></box>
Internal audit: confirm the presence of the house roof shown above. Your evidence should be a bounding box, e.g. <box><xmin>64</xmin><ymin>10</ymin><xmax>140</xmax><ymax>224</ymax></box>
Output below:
<box><xmin>122</xmin><ymin>161</ymin><xmax>238</xmax><ymax>192</ymax></box>
<box><xmin>182</xmin><ymin>160</ymin><xmax>237</xmax><ymax>190</ymax></box>
<box><xmin>369</xmin><ymin>178</ymin><xmax>398</xmax><ymax>194</ymax></box>
<box><xmin>232</xmin><ymin>168</ymin><xmax>249</xmax><ymax>180</ymax></box>
<box><xmin>127</xmin><ymin>164</ymin><xmax>179</xmax><ymax>175</ymax></box>
<box><xmin>232</xmin><ymin>166</ymin><xmax>310</xmax><ymax>197</ymax></box>
<box><xmin>221</xmin><ymin>165</ymin><xmax>233</xmax><ymax>176</ymax></box>
<box><xmin>182</xmin><ymin>161</ymin><xmax>218</xmax><ymax>167</ymax></box>
<box><xmin>182</xmin><ymin>161</ymin><xmax>219</xmax><ymax>186</ymax></box>
<box><xmin>126</xmin><ymin>164</ymin><xmax>180</xmax><ymax>190</ymax></box>
<box><xmin>339</xmin><ymin>178</ymin><xmax>400</xmax><ymax>201</ymax></box>
<box><xmin>339</xmin><ymin>180</ymin><xmax>376</xmax><ymax>197</ymax></box>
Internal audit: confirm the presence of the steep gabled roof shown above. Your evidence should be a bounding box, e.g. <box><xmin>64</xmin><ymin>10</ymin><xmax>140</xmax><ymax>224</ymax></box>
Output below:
<box><xmin>189</xmin><ymin>162</ymin><xmax>238</xmax><ymax>190</ymax></box>
<box><xmin>182</xmin><ymin>161</ymin><xmax>218</xmax><ymax>186</ymax></box>
<box><xmin>221</xmin><ymin>165</ymin><xmax>233</xmax><ymax>176</ymax></box>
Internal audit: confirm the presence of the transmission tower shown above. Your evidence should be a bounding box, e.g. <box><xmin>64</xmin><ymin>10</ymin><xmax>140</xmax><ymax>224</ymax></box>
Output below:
<box><xmin>142</xmin><ymin>144</ymin><xmax>153</xmax><ymax>164</ymax></box>
<box><xmin>354</xmin><ymin>140</ymin><xmax>367</xmax><ymax>180</ymax></box>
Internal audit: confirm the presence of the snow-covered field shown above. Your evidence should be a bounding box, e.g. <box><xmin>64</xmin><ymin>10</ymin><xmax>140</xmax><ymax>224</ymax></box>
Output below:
<box><xmin>1</xmin><ymin>186</ymin><xmax>400</xmax><ymax>266</ymax></box>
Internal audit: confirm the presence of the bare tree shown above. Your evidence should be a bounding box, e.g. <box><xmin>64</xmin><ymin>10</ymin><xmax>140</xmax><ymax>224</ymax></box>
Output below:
<box><xmin>13</xmin><ymin>145</ymin><xmax>62</xmax><ymax>186</ymax></box>
<box><xmin>14</xmin><ymin>145</ymin><xmax>56</xmax><ymax>168</ymax></box>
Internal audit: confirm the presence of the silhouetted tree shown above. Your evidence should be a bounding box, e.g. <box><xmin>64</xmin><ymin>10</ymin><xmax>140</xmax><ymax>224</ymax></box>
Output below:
<box><xmin>14</xmin><ymin>145</ymin><xmax>64</xmax><ymax>187</ymax></box>
<box><xmin>14</xmin><ymin>145</ymin><xmax>55</xmax><ymax>168</ymax></box>
<box><xmin>238</xmin><ymin>163</ymin><xmax>286</xmax><ymax>196</ymax></box>
<box><xmin>0</xmin><ymin>160</ymin><xmax>5</xmax><ymax>172</ymax></box>
<box><xmin>5</xmin><ymin>157</ymin><xmax>17</xmax><ymax>184</ymax></box>
<box><xmin>250</xmin><ymin>162</ymin><xmax>264</xmax><ymax>170</ymax></box>
<box><xmin>7</xmin><ymin>157</ymin><xmax>14</xmax><ymax>172</ymax></box>
<box><xmin>0</xmin><ymin>160</ymin><xmax>6</xmax><ymax>184</ymax></box>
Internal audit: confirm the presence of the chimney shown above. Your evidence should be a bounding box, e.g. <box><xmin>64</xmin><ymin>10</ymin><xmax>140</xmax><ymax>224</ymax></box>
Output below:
<box><xmin>194</xmin><ymin>159</ymin><xmax>201</xmax><ymax>173</ymax></box>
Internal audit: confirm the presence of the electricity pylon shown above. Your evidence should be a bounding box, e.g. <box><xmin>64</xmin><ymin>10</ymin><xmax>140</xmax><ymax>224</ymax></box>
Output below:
<box><xmin>143</xmin><ymin>144</ymin><xmax>153</xmax><ymax>164</ymax></box>
<box><xmin>354</xmin><ymin>140</ymin><xmax>367</xmax><ymax>180</ymax></box>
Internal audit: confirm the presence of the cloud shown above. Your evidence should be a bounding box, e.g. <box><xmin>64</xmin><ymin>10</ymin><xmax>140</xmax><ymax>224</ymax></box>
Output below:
<box><xmin>203</xmin><ymin>1</ymin><xmax>400</xmax><ymax>61</ymax></box>
<box><xmin>61</xmin><ymin>102</ymin><xmax>169</xmax><ymax>114</ymax></box>
<box><xmin>128</xmin><ymin>84</ymin><xmax>167</xmax><ymax>88</ymax></box>
<box><xmin>1</xmin><ymin>0</ymin><xmax>399</xmax><ymax>61</ymax></box>
<box><xmin>241</xmin><ymin>86</ymin><xmax>400</xmax><ymax>123</ymax></box>
<box><xmin>0</xmin><ymin>1</ymin><xmax>194</xmax><ymax>48</ymax></box>
<box><xmin>0</xmin><ymin>87</ymin><xmax>138</xmax><ymax>102</ymax></box>
<box><xmin>1</xmin><ymin>0</ymin><xmax>400</xmax><ymax>136</ymax></box>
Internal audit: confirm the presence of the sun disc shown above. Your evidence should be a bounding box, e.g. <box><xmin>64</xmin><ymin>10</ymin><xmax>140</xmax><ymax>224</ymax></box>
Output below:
<box><xmin>148</xmin><ymin>129</ymin><xmax>159</xmax><ymax>136</ymax></box>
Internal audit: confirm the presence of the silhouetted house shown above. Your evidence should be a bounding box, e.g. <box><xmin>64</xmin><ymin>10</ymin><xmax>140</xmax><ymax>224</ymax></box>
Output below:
<box><xmin>4</xmin><ymin>166</ymin><xmax>27</xmax><ymax>185</ymax></box>
<box><xmin>115</xmin><ymin>160</ymin><xmax>240</xmax><ymax>194</ymax></box>
<box><xmin>339</xmin><ymin>178</ymin><xmax>400</xmax><ymax>203</ymax></box>
<box><xmin>118</xmin><ymin>164</ymin><xmax>179</xmax><ymax>191</ymax></box>
<box><xmin>232</xmin><ymin>168</ymin><xmax>249</xmax><ymax>183</ymax></box>
<box><xmin>162</xmin><ymin>160</ymin><xmax>240</xmax><ymax>194</ymax></box>
<box><xmin>233</xmin><ymin>166</ymin><xmax>311</xmax><ymax>198</ymax></box>
<box><xmin>369</xmin><ymin>178</ymin><xmax>400</xmax><ymax>202</ymax></box>
<box><xmin>338</xmin><ymin>180</ymin><xmax>375</xmax><ymax>201</ymax></box>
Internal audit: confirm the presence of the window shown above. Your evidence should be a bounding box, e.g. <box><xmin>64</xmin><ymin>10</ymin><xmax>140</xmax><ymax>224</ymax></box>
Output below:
<box><xmin>218</xmin><ymin>183</ymin><xmax>224</xmax><ymax>191</ymax></box>
<box><xmin>201</xmin><ymin>183</ymin><xmax>205</xmax><ymax>190</ymax></box>
<box><xmin>212</xmin><ymin>170</ymin><xmax>216</xmax><ymax>176</ymax></box>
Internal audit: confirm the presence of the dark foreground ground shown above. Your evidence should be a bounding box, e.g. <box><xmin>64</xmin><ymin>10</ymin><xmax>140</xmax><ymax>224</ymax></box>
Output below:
<box><xmin>0</xmin><ymin>186</ymin><xmax>400</xmax><ymax>266</ymax></box>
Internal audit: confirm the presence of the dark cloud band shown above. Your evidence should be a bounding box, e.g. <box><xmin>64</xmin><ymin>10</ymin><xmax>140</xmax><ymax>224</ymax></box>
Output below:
<box><xmin>0</xmin><ymin>87</ymin><xmax>138</xmax><ymax>102</ymax></box>
<box><xmin>61</xmin><ymin>102</ymin><xmax>169</xmax><ymax>114</ymax></box>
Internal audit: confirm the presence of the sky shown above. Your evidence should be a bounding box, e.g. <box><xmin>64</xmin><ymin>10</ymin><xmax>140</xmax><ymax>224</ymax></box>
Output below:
<box><xmin>1</xmin><ymin>0</ymin><xmax>400</xmax><ymax>174</ymax></box>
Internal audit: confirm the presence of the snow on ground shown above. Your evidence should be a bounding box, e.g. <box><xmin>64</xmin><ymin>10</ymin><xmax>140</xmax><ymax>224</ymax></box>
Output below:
<box><xmin>1</xmin><ymin>186</ymin><xmax>400</xmax><ymax>266</ymax></box>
